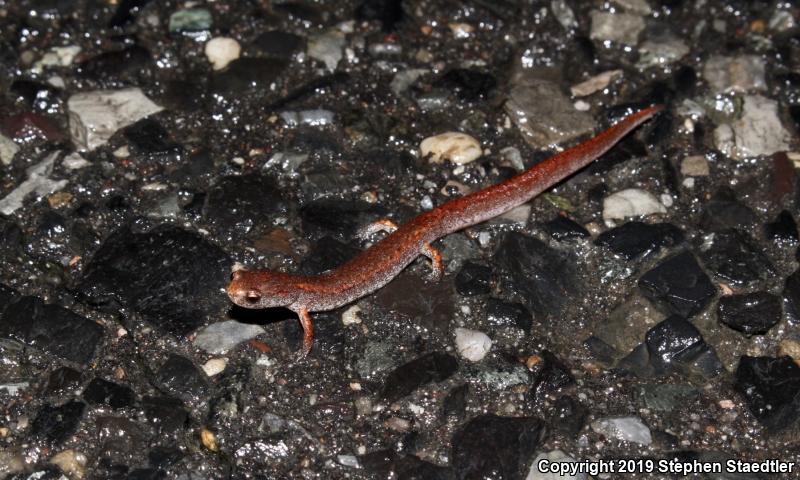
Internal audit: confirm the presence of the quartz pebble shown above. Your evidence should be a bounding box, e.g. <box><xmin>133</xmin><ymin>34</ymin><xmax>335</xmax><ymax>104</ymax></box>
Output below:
<box><xmin>591</xmin><ymin>416</ymin><xmax>653</xmax><ymax>445</ymax></box>
<box><xmin>0</xmin><ymin>151</ymin><xmax>68</xmax><ymax>215</ymax></box>
<box><xmin>570</xmin><ymin>70</ymin><xmax>621</xmax><ymax>97</ymax></box>
<box><xmin>714</xmin><ymin>95</ymin><xmax>791</xmax><ymax>160</ymax></box>
<box><xmin>202</xmin><ymin>358</ymin><xmax>228</xmax><ymax>377</ymax></box>
<box><xmin>589</xmin><ymin>10</ymin><xmax>645</xmax><ymax>45</ymax></box>
<box><xmin>454</xmin><ymin>327</ymin><xmax>492</xmax><ymax>362</ymax></box>
<box><xmin>0</xmin><ymin>134</ymin><xmax>19</xmax><ymax>165</ymax></box>
<box><xmin>68</xmin><ymin>88</ymin><xmax>164</xmax><ymax>150</ymax></box>
<box><xmin>420</xmin><ymin>132</ymin><xmax>482</xmax><ymax>164</ymax></box>
<box><xmin>602</xmin><ymin>189</ymin><xmax>667</xmax><ymax>221</ymax></box>
<box><xmin>205</xmin><ymin>37</ymin><xmax>241</xmax><ymax>70</ymax></box>
<box><xmin>703</xmin><ymin>55</ymin><xmax>766</xmax><ymax>93</ymax></box>
<box><xmin>527</xmin><ymin>450</ymin><xmax>587</xmax><ymax>480</ymax></box>
<box><xmin>680</xmin><ymin>155</ymin><xmax>709</xmax><ymax>176</ymax></box>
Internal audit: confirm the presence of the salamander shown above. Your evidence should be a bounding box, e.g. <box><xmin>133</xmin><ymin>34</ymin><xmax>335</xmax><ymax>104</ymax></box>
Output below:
<box><xmin>227</xmin><ymin>105</ymin><xmax>664</xmax><ymax>354</ymax></box>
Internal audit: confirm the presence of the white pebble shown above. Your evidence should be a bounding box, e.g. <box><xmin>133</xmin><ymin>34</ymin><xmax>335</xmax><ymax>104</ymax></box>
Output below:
<box><xmin>680</xmin><ymin>155</ymin><xmax>710</xmax><ymax>176</ymax></box>
<box><xmin>420</xmin><ymin>132</ymin><xmax>482</xmax><ymax>165</ymax></box>
<box><xmin>454</xmin><ymin>327</ymin><xmax>492</xmax><ymax>362</ymax></box>
<box><xmin>204</xmin><ymin>37</ymin><xmax>241</xmax><ymax>71</ymax></box>
<box><xmin>602</xmin><ymin>188</ymin><xmax>667</xmax><ymax>220</ymax></box>
<box><xmin>202</xmin><ymin>358</ymin><xmax>228</xmax><ymax>377</ymax></box>
<box><xmin>342</xmin><ymin>305</ymin><xmax>362</xmax><ymax>325</ymax></box>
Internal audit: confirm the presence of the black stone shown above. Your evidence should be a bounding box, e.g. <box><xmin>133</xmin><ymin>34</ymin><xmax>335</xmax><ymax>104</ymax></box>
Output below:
<box><xmin>83</xmin><ymin>378</ymin><xmax>135</xmax><ymax>409</ymax></box>
<box><xmin>0</xmin><ymin>215</ymin><xmax>23</xmax><ymax>256</ymax></box>
<box><xmin>644</xmin><ymin>315</ymin><xmax>723</xmax><ymax>376</ymax></box>
<box><xmin>356</xmin><ymin>0</ymin><xmax>405</xmax><ymax>31</ymax></box>
<box><xmin>9</xmin><ymin>79</ymin><xmax>61</xmax><ymax>111</ymax></box>
<box><xmin>0</xmin><ymin>296</ymin><xmax>103</xmax><ymax>364</ymax></box>
<box><xmin>141</xmin><ymin>396</ymin><xmax>188</xmax><ymax>433</ymax></box>
<box><xmin>584</xmin><ymin>336</ymin><xmax>620</xmax><ymax>366</ymax></box>
<box><xmin>300</xmin><ymin>198</ymin><xmax>386</xmax><ymax>241</ymax></box>
<box><xmin>161</xmin><ymin>78</ymin><xmax>206</xmax><ymax>112</ymax></box>
<box><xmin>442</xmin><ymin>384</ymin><xmax>468</xmax><ymax>419</ymax></box>
<box><xmin>549</xmin><ymin>395</ymin><xmax>587</xmax><ymax>437</ymax></box>
<box><xmin>210</xmin><ymin>58</ymin><xmax>289</xmax><ymax>97</ymax></box>
<box><xmin>783</xmin><ymin>269</ymin><xmax>800</xmax><ymax>321</ymax></box>
<box><xmin>485</xmin><ymin>298</ymin><xmax>532</xmax><ymax>331</ymax></box>
<box><xmin>268</xmin><ymin>72</ymin><xmax>351</xmax><ymax>110</ymax></box>
<box><xmin>717</xmin><ymin>292</ymin><xmax>782</xmax><ymax>335</ymax></box>
<box><xmin>147</xmin><ymin>445</ymin><xmax>185</xmax><ymax>468</ymax></box>
<box><xmin>595</xmin><ymin>222</ymin><xmax>684</xmax><ymax>260</ymax></box>
<box><xmin>540</xmin><ymin>216</ymin><xmax>589</xmax><ymax>241</ymax></box>
<box><xmin>432</xmin><ymin>68</ymin><xmax>497</xmax><ymax>101</ymax></box>
<box><xmin>765</xmin><ymin>210</ymin><xmax>799</xmax><ymax>244</ymax></box>
<box><xmin>735</xmin><ymin>356</ymin><xmax>800</xmax><ymax>432</ymax></box>
<box><xmin>108</xmin><ymin>0</ymin><xmax>153</xmax><ymax>27</ymax></box>
<box><xmin>638</xmin><ymin>251</ymin><xmax>716</xmax><ymax>317</ymax></box>
<box><xmin>673</xmin><ymin>65</ymin><xmax>698</xmax><ymax>95</ymax></box>
<box><xmin>700</xmin><ymin>229</ymin><xmax>775</xmax><ymax>287</ymax></box>
<box><xmin>155</xmin><ymin>354</ymin><xmax>210</xmax><ymax>401</ymax></box>
<box><xmin>493</xmin><ymin>232</ymin><xmax>576</xmax><ymax>318</ymax></box>
<box><xmin>79</xmin><ymin>225</ymin><xmax>230</xmax><ymax>336</ymax></box>
<box><xmin>530</xmin><ymin>350</ymin><xmax>575</xmax><ymax>399</ymax></box>
<box><xmin>202</xmin><ymin>174</ymin><xmax>287</xmax><ymax>235</ymax></box>
<box><xmin>454</xmin><ymin>261</ymin><xmax>492</xmax><ymax>296</ymax></box>
<box><xmin>359</xmin><ymin>450</ymin><xmax>454</xmax><ymax>480</ymax></box>
<box><xmin>299</xmin><ymin>236</ymin><xmax>361</xmax><ymax>275</ymax></box>
<box><xmin>122</xmin><ymin>118</ymin><xmax>183</xmax><ymax>163</ymax></box>
<box><xmin>31</xmin><ymin>401</ymin><xmax>86</xmax><ymax>444</ymax></box>
<box><xmin>451</xmin><ymin>414</ymin><xmax>545</xmax><ymax>480</ymax></box>
<box><xmin>77</xmin><ymin>45</ymin><xmax>153</xmax><ymax>81</ymax></box>
<box><xmin>43</xmin><ymin>366</ymin><xmax>82</xmax><ymax>395</ymax></box>
<box><xmin>251</xmin><ymin>31</ymin><xmax>305</xmax><ymax>60</ymax></box>
<box><xmin>381</xmin><ymin>352</ymin><xmax>458</xmax><ymax>403</ymax></box>
<box><xmin>700</xmin><ymin>188</ymin><xmax>757</xmax><ymax>232</ymax></box>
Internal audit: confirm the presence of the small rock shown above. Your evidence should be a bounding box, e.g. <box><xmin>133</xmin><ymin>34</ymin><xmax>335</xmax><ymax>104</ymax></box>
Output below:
<box><xmin>637</xmin><ymin>33</ymin><xmax>689</xmax><ymax>68</ymax></box>
<box><xmin>205</xmin><ymin>37</ymin><xmax>241</xmax><ymax>70</ymax></box>
<box><xmin>595</xmin><ymin>222</ymin><xmax>683</xmax><ymax>260</ymax></box>
<box><xmin>49</xmin><ymin>449</ymin><xmax>87</xmax><ymax>480</ymax></box>
<box><xmin>735</xmin><ymin>356</ymin><xmax>800</xmax><ymax>432</ymax></box>
<box><xmin>765</xmin><ymin>210</ymin><xmax>798</xmax><ymax>244</ymax></box>
<box><xmin>527</xmin><ymin>450</ymin><xmax>587</xmax><ymax>480</ymax></box>
<box><xmin>700</xmin><ymin>188</ymin><xmax>757</xmax><ymax>231</ymax></box>
<box><xmin>62</xmin><ymin>153</ymin><xmax>90</xmax><ymax>170</ymax></box>
<box><xmin>550</xmin><ymin>0</ymin><xmax>578</xmax><ymax>30</ymax></box>
<box><xmin>141</xmin><ymin>396</ymin><xmax>188</xmax><ymax>434</ymax></box>
<box><xmin>31</xmin><ymin>401</ymin><xmax>86</xmax><ymax>445</ymax></box>
<box><xmin>718</xmin><ymin>292</ymin><xmax>782</xmax><ymax>335</ymax></box>
<box><xmin>155</xmin><ymin>354</ymin><xmax>210</xmax><ymax>401</ymax></box>
<box><xmin>433</xmin><ymin>68</ymin><xmax>497</xmax><ymax>101</ymax></box>
<box><xmin>506</xmin><ymin>78</ymin><xmax>595</xmax><ymax>148</ymax></box>
<box><xmin>786</xmin><ymin>270</ymin><xmax>800</xmax><ymax>320</ymax></box>
<box><xmin>644</xmin><ymin>315</ymin><xmax>723</xmax><ymax>376</ymax></box>
<box><xmin>454</xmin><ymin>261</ymin><xmax>492</xmax><ymax>296</ymax></box>
<box><xmin>591</xmin><ymin>416</ymin><xmax>652</xmax><ymax>445</ymax></box>
<box><xmin>380</xmin><ymin>352</ymin><xmax>458</xmax><ymax>403</ymax></box>
<box><xmin>540</xmin><ymin>216</ymin><xmax>590</xmax><ymax>241</ymax></box>
<box><xmin>442</xmin><ymin>384</ymin><xmax>469</xmax><ymax>418</ymax></box>
<box><xmin>778</xmin><ymin>339</ymin><xmax>800</xmax><ymax>363</ymax></box>
<box><xmin>486</xmin><ymin>298</ymin><xmax>532</xmax><ymax>331</ymax></box>
<box><xmin>529</xmin><ymin>350</ymin><xmax>575</xmax><ymax>398</ymax></box>
<box><xmin>169</xmin><ymin>8</ymin><xmax>212</xmax><ymax>35</ymax></box>
<box><xmin>452</xmin><ymin>415</ymin><xmax>545</xmax><ymax>479</ymax></box>
<box><xmin>279</xmin><ymin>109</ymin><xmax>335</xmax><ymax>127</ymax></box>
<box><xmin>638</xmin><ymin>383</ymin><xmax>699</xmax><ymax>411</ymax></box>
<box><xmin>68</xmin><ymin>88</ymin><xmax>164</xmax><ymax>150</ymax></box>
<box><xmin>193</xmin><ymin>321</ymin><xmax>266</xmax><ymax>354</ymax></box>
<box><xmin>680</xmin><ymin>155</ymin><xmax>709</xmax><ymax>176</ymax></box>
<box><xmin>420</xmin><ymin>132</ymin><xmax>482</xmax><ymax>164</ymax></box>
<box><xmin>638</xmin><ymin>251</ymin><xmax>716</xmax><ymax>318</ymax></box>
<box><xmin>203</xmin><ymin>174</ymin><xmax>287</xmax><ymax>235</ymax></box>
<box><xmin>202</xmin><ymin>358</ymin><xmax>228</xmax><ymax>377</ymax></box>
<box><xmin>251</xmin><ymin>31</ymin><xmax>306</xmax><ymax>60</ymax></box>
<box><xmin>699</xmin><ymin>229</ymin><xmax>775</xmax><ymax>287</ymax></box>
<box><xmin>342</xmin><ymin>305</ymin><xmax>362</xmax><ymax>325</ymax></box>
<box><xmin>308</xmin><ymin>30</ymin><xmax>345</xmax><ymax>71</ymax></box>
<box><xmin>570</xmin><ymin>70</ymin><xmax>622</xmax><ymax>97</ymax></box>
<box><xmin>31</xmin><ymin>45</ymin><xmax>82</xmax><ymax>74</ymax></box>
<box><xmin>82</xmin><ymin>378</ymin><xmax>135</xmax><ymax>409</ymax></box>
<box><xmin>714</xmin><ymin>95</ymin><xmax>792</xmax><ymax>160</ymax></box>
<box><xmin>0</xmin><ymin>151</ymin><xmax>67</xmax><ymax>215</ymax></box>
<box><xmin>703</xmin><ymin>55</ymin><xmax>766</xmax><ymax>93</ymax></box>
<box><xmin>454</xmin><ymin>328</ymin><xmax>492</xmax><ymax>362</ymax></box>
<box><xmin>209</xmin><ymin>58</ymin><xmax>289</xmax><ymax>97</ymax></box>
<box><xmin>589</xmin><ymin>10</ymin><xmax>646</xmax><ymax>45</ymax></box>
<box><xmin>0</xmin><ymin>133</ymin><xmax>19</xmax><ymax>165</ymax></box>
<box><xmin>602</xmin><ymin>189</ymin><xmax>667</xmax><ymax>220</ymax></box>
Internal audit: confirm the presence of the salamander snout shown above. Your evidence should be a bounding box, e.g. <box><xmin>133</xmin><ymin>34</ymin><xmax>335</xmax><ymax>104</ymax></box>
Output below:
<box><xmin>226</xmin><ymin>268</ymin><xmax>300</xmax><ymax>309</ymax></box>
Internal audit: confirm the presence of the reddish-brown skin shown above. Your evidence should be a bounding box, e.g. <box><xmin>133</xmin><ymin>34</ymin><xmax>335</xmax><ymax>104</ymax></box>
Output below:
<box><xmin>228</xmin><ymin>105</ymin><xmax>664</xmax><ymax>354</ymax></box>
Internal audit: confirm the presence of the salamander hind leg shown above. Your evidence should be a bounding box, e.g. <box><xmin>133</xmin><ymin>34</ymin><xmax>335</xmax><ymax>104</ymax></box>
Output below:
<box><xmin>357</xmin><ymin>218</ymin><xmax>399</xmax><ymax>240</ymax></box>
<box><xmin>296</xmin><ymin>308</ymin><xmax>314</xmax><ymax>356</ymax></box>
<box><xmin>421</xmin><ymin>243</ymin><xmax>443</xmax><ymax>281</ymax></box>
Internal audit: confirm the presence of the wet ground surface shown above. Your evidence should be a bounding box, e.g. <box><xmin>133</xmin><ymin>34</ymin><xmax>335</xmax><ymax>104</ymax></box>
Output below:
<box><xmin>0</xmin><ymin>0</ymin><xmax>799</xmax><ymax>479</ymax></box>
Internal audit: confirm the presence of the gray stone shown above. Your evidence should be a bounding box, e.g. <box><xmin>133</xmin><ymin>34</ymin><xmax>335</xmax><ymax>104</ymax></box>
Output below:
<box><xmin>0</xmin><ymin>151</ymin><xmax>68</xmax><ymax>215</ymax></box>
<box><xmin>703</xmin><ymin>55</ymin><xmax>766</xmax><ymax>93</ymax></box>
<box><xmin>590</xmin><ymin>11</ymin><xmax>646</xmax><ymax>45</ymax></box>
<box><xmin>193</xmin><ymin>320</ymin><xmax>266</xmax><ymax>354</ymax></box>
<box><xmin>591</xmin><ymin>416</ymin><xmax>652</xmax><ymax>445</ymax></box>
<box><xmin>714</xmin><ymin>95</ymin><xmax>791</xmax><ymax>160</ymax></box>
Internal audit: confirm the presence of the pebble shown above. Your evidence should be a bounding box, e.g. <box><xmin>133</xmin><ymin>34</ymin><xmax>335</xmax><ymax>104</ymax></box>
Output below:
<box><xmin>778</xmin><ymin>339</ymin><xmax>800</xmax><ymax>363</ymax></box>
<box><xmin>169</xmin><ymin>8</ymin><xmax>212</xmax><ymax>35</ymax></box>
<box><xmin>570</xmin><ymin>70</ymin><xmax>622</xmax><ymax>97</ymax></box>
<box><xmin>700</xmin><ymin>229</ymin><xmax>775</xmax><ymax>286</ymax></box>
<box><xmin>611</xmin><ymin>0</ymin><xmax>651</xmax><ymax>15</ymax></box>
<box><xmin>205</xmin><ymin>37</ymin><xmax>241</xmax><ymax>70</ymax></box>
<box><xmin>589</xmin><ymin>10</ymin><xmax>646</xmax><ymax>45</ymax></box>
<box><xmin>638</xmin><ymin>251</ymin><xmax>716</xmax><ymax>318</ymax></box>
<box><xmin>637</xmin><ymin>34</ymin><xmax>689</xmax><ymax>68</ymax></box>
<box><xmin>717</xmin><ymin>292</ymin><xmax>782</xmax><ymax>335</ymax></box>
<box><xmin>735</xmin><ymin>356</ymin><xmax>800</xmax><ymax>432</ymax></box>
<box><xmin>202</xmin><ymin>358</ymin><xmax>228</xmax><ymax>377</ymax></box>
<box><xmin>341</xmin><ymin>305</ymin><xmax>362</xmax><ymax>325</ymax></box>
<box><xmin>0</xmin><ymin>134</ymin><xmax>19</xmax><ymax>165</ymax></box>
<box><xmin>62</xmin><ymin>152</ymin><xmax>91</xmax><ymax>170</ymax></box>
<box><xmin>67</xmin><ymin>88</ymin><xmax>164</xmax><ymax>150</ymax></box>
<box><xmin>765</xmin><ymin>210</ymin><xmax>799</xmax><ymax>244</ymax></box>
<box><xmin>527</xmin><ymin>450</ymin><xmax>587</xmax><ymax>480</ymax></box>
<box><xmin>31</xmin><ymin>45</ymin><xmax>81</xmax><ymax>74</ymax></box>
<box><xmin>550</xmin><ymin>0</ymin><xmax>577</xmax><ymax>29</ymax></box>
<box><xmin>703</xmin><ymin>55</ymin><xmax>766</xmax><ymax>93</ymax></box>
<box><xmin>308</xmin><ymin>31</ymin><xmax>346</xmax><ymax>71</ymax></box>
<box><xmin>454</xmin><ymin>328</ymin><xmax>492</xmax><ymax>362</ymax></box>
<box><xmin>380</xmin><ymin>352</ymin><xmax>458</xmax><ymax>403</ymax></box>
<box><xmin>279</xmin><ymin>109</ymin><xmax>335</xmax><ymax>127</ymax></box>
<box><xmin>194</xmin><ymin>321</ymin><xmax>266</xmax><ymax>354</ymax></box>
<box><xmin>49</xmin><ymin>449</ymin><xmax>87</xmax><ymax>479</ymax></box>
<box><xmin>420</xmin><ymin>132</ymin><xmax>482</xmax><ymax>164</ymax></box>
<box><xmin>595</xmin><ymin>222</ymin><xmax>683</xmax><ymax>260</ymax></box>
<box><xmin>1</xmin><ymin>151</ymin><xmax>68</xmax><ymax>215</ymax></box>
<box><xmin>714</xmin><ymin>95</ymin><xmax>791</xmax><ymax>160</ymax></box>
<box><xmin>590</xmin><ymin>416</ymin><xmax>652</xmax><ymax>445</ymax></box>
<box><xmin>680</xmin><ymin>155</ymin><xmax>709</xmax><ymax>176</ymax></box>
<box><xmin>602</xmin><ymin>188</ymin><xmax>667</xmax><ymax>221</ymax></box>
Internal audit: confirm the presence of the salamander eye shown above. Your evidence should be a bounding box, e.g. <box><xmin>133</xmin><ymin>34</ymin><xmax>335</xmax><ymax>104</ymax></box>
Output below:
<box><xmin>230</xmin><ymin>271</ymin><xmax>243</xmax><ymax>282</ymax></box>
<box><xmin>245</xmin><ymin>291</ymin><xmax>261</xmax><ymax>303</ymax></box>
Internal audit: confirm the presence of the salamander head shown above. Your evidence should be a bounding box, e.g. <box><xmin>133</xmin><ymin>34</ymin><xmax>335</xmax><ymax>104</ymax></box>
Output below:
<box><xmin>226</xmin><ymin>269</ymin><xmax>300</xmax><ymax>309</ymax></box>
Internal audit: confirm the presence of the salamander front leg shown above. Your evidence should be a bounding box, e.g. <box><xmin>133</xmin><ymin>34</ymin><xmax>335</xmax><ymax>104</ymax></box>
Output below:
<box><xmin>357</xmin><ymin>219</ymin><xmax>398</xmax><ymax>240</ymax></box>
<box><xmin>421</xmin><ymin>243</ymin><xmax>443</xmax><ymax>281</ymax></box>
<box><xmin>296</xmin><ymin>307</ymin><xmax>314</xmax><ymax>356</ymax></box>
